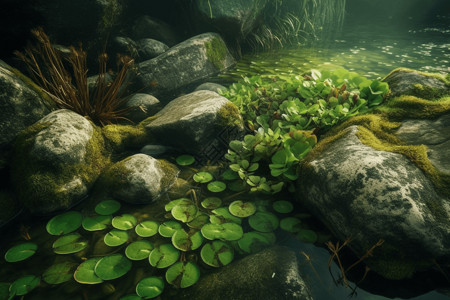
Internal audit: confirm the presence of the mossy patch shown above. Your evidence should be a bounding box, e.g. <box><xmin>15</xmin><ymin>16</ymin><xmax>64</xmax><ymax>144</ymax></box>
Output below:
<box><xmin>102</xmin><ymin>124</ymin><xmax>149</xmax><ymax>152</ymax></box>
<box><xmin>217</xmin><ymin>101</ymin><xmax>244</xmax><ymax>128</ymax></box>
<box><xmin>205</xmin><ymin>37</ymin><xmax>228</xmax><ymax>70</ymax></box>
<box><xmin>382</xmin><ymin>67</ymin><xmax>450</xmax><ymax>85</ymax></box>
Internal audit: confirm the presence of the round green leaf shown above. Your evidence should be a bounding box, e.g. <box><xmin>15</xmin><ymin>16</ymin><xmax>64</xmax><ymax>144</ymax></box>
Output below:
<box><xmin>165</xmin><ymin>198</ymin><xmax>191</xmax><ymax>212</ymax></box>
<box><xmin>158</xmin><ymin>221</ymin><xmax>182</xmax><ymax>238</ymax></box>
<box><xmin>200</xmin><ymin>241</ymin><xmax>234</xmax><ymax>267</ymax></box>
<box><xmin>297</xmin><ymin>229</ymin><xmax>318</xmax><ymax>243</ymax></box>
<box><xmin>210</xmin><ymin>207</ymin><xmax>242</xmax><ymax>224</ymax></box>
<box><xmin>221</xmin><ymin>169</ymin><xmax>239</xmax><ymax>180</ymax></box>
<box><xmin>207</xmin><ymin>181</ymin><xmax>226</xmax><ymax>193</ymax></box>
<box><xmin>201</xmin><ymin>197</ymin><xmax>222</xmax><ymax>210</ymax></box>
<box><xmin>176</xmin><ymin>154</ymin><xmax>195</xmax><ymax>166</ymax></box>
<box><xmin>4</xmin><ymin>242</ymin><xmax>37</xmax><ymax>263</ymax></box>
<box><xmin>125</xmin><ymin>241</ymin><xmax>154</xmax><ymax>261</ymax></box>
<box><xmin>171</xmin><ymin>201</ymin><xmax>198</xmax><ymax>223</ymax></box>
<box><xmin>95</xmin><ymin>254</ymin><xmax>132</xmax><ymax>281</ymax></box>
<box><xmin>193</xmin><ymin>172</ymin><xmax>213</xmax><ymax>183</ymax></box>
<box><xmin>165</xmin><ymin>261</ymin><xmax>200</xmax><ymax>288</ymax></box>
<box><xmin>43</xmin><ymin>262</ymin><xmax>77</xmax><ymax>284</ymax></box>
<box><xmin>187</xmin><ymin>212</ymin><xmax>209</xmax><ymax>229</ymax></box>
<box><xmin>53</xmin><ymin>233</ymin><xmax>88</xmax><ymax>254</ymax></box>
<box><xmin>172</xmin><ymin>229</ymin><xmax>203</xmax><ymax>252</ymax></box>
<box><xmin>46</xmin><ymin>211</ymin><xmax>82</xmax><ymax>235</ymax></box>
<box><xmin>248</xmin><ymin>212</ymin><xmax>279</xmax><ymax>232</ymax></box>
<box><xmin>9</xmin><ymin>275</ymin><xmax>39</xmax><ymax>296</ymax></box>
<box><xmin>149</xmin><ymin>244</ymin><xmax>180</xmax><ymax>268</ymax></box>
<box><xmin>201</xmin><ymin>223</ymin><xmax>243</xmax><ymax>241</ymax></box>
<box><xmin>280</xmin><ymin>217</ymin><xmax>302</xmax><ymax>233</ymax></box>
<box><xmin>136</xmin><ymin>276</ymin><xmax>164</xmax><ymax>299</ymax></box>
<box><xmin>104</xmin><ymin>229</ymin><xmax>129</xmax><ymax>247</ymax></box>
<box><xmin>238</xmin><ymin>232</ymin><xmax>272</xmax><ymax>254</ymax></box>
<box><xmin>272</xmin><ymin>200</ymin><xmax>294</xmax><ymax>214</ymax></box>
<box><xmin>228</xmin><ymin>200</ymin><xmax>256</xmax><ymax>218</ymax></box>
<box><xmin>135</xmin><ymin>221</ymin><xmax>159</xmax><ymax>237</ymax></box>
<box><xmin>112</xmin><ymin>214</ymin><xmax>137</xmax><ymax>230</ymax></box>
<box><xmin>82</xmin><ymin>215</ymin><xmax>112</xmax><ymax>231</ymax></box>
<box><xmin>74</xmin><ymin>258</ymin><xmax>103</xmax><ymax>284</ymax></box>
<box><xmin>120</xmin><ymin>294</ymin><xmax>143</xmax><ymax>300</ymax></box>
<box><xmin>95</xmin><ymin>200</ymin><xmax>121</xmax><ymax>215</ymax></box>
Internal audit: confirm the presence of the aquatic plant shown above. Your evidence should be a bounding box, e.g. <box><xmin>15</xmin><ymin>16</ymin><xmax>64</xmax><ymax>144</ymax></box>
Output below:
<box><xmin>15</xmin><ymin>28</ymin><xmax>133</xmax><ymax>126</ymax></box>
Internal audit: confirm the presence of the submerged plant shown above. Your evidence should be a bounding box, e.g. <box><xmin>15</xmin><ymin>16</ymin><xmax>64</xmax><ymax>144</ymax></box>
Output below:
<box><xmin>15</xmin><ymin>28</ymin><xmax>133</xmax><ymax>126</ymax></box>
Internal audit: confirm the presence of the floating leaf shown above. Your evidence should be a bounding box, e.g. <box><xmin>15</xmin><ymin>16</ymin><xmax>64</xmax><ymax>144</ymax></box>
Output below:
<box><xmin>193</xmin><ymin>172</ymin><xmax>213</xmax><ymax>183</ymax></box>
<box><xmin>9</xmin><ymin>275</ymin><xmax>39</xmax><ymax>296</ymax></box>
<box><xmin>4</xmin><ymin>242</ymin><xmax>37</xmax><ymax>263</ymax></box>
<box><xmin>53</xmin><ymin>233</ymin><xmax>88</xmax><ymax>254</ymax></box>
<box><xmin>95</xmin><ymin>200</ymin><xmax>121</xmax><ymax>215</ymax></box>
<box><xmin>135</xmin><ymin>221</ymin><xmax>159</xmax><ymax>237</ymax></box>
<box><xmin>125</xmin><ymin>241</ymin><xmax>154</xmax><ymax>261</ymax></box>
<box><xmin>165</xmin><ymin>261</ymin><xmax>200</xmax><ymax>288</ymax></box>
<box><xmin>272</xmin><ymin>200</ymin><xmax>294</xmax><ymax>214</ymax></box>
<box><xmin>171</xmin><ymin>201</ymin><xmax>198</xmax><ymax>223</ymax></box>
<box><xmin>82</xmin><ymin>215</ymin><xmax>112</xmax><ymax>231</ymax></box>
<box><xmin>74</xmin><ymin>258</ymin><xmax>103</xmax><ymax>284</ymax></box>
<box><xmin>297</xmin><ymin>229</ymin><xmax>318</xmax><ymax>243</ymax></box>
<box><xmin>46</xmin><ymin>211</ymin><xmax>82</xmax><ymax>235</ymax></box>
<box><xmin>210</xmin><ymin>207</ymin><xmax>242</xmax><ymax>224</ymax></box>
<box><xmin>207</xmin><ymin>181</ymin><xmax>226</xmax><ymax>193</ymax></box>
<box><xmin>172</xmin><ymin>229</ymin><xmax>203</xmax><ymax>252</ymax></box>
<box><xmin>187</xmin><ymin>212</ymin><xmax>209</xmax><ymax>229</ymax></box>
<box><xmin>104</xmin><ymin>229</ymin><xmax>129</xmax><ymax>247</ymax></box>
<box><xmin>201</xmin><ymin>223</ymin><xmax>243</xmax><ymax>241</ymax></box>
<box><xmin>43</xmin><ymin>261</ymin><xmax>77</xmax><ymax>284</ymax></box>
<box><xmin>221</xmin><ymin>169</ymin><xmax>239</xmax><ymax>180</ymax></box>
<box><xmin>201</xmin><ymin>197</ymin><xmax>222</xmax><ymax>210</ymax></box>
<box><xmin>95</xmin><ymin>254</ymin><xmax>132</xmax><ymax>281</ymax></box>
<box><xmin>120</xmin><ymin>295</ymin><xmax>143</xmax><ymax>300</ymax></box>
<box><xmin>112</xmin><ymin>214</ymin><xmax>137</xmax><ymax>230</ymax></box>
<box><xmin>149</xmin><ymin>244</ymin><xmax>180</xmax><ymax>269</ymax></box>
<box><xmin>228</xmin><ymin>180</ymin><xmax>246</xmax><ymax>192</ymax></box>
<box><xmin>136</xmin><ymin>276</ymin><xmax>164</xmax><ymax>299</ymax></box>
<box><xmin>158</xmin><ymin>221</ymin><xmax>183</xmax><ymax>238</ymax></box>
<box><xmin>238</xmin><ymin>232</ymin><xmax>272</xmax><ymax>254</ymax></box>
<box><xmin>165</xmin><ymin>198</ymin><xmax>191</xmax><ymax>212</ymax></box>
<box><xmin>176</xmin><ymin>154</ymin><xmax>195</xmax><ymax>166</ymax></box>
<box><xmin>200</xmin><ymin>241</ymin><xmax>234</xmax><ymax>267</ymax></box>
<box><xmin>280</xmin><ymin>217</ymin><xmax>302</xmax><ymax>233</ymax></box>
<box><xmin>228</xmin><ymin>200</ymin><xmax>256</xmax><ymax>218</ymax></box>
<box><xmin>248</xmin><ymin>212</ymin><xmax>279</xmax><ymax>232</ymax></box>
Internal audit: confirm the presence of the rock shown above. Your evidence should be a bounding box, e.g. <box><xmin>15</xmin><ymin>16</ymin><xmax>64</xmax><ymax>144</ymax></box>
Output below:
<box><xmin>192</xmin><ymin>0</ymin><xmax>269</xmax><ymax>40</ymax></box>
<box><xmin>11</xmin><ymin>109</ymin><xmax>108</xmax><ymax>215</ymax></box>
<box><xmin>144</xmin><ymin>90</ymin><xmax>244</xmax><ymax>159</ymax></box>
<box><xmin>136</xmin><ymin>38</ymin><xmax>169</xmax><ymax>60</ymax></box>
<box><xmin>100</xmin><ymin>154</ymin><xmax>178</xmax><ymax>204</ymax></box>
<box><xmin>140</xmin><ymin>144</ymin><xmax>177</xmax><ymax>157</ymax></box>
<box><xmin>297</xmin><ymin>125</ymin><xmax>450</xmax><ymax>281</ymax></box>
<box><xmin>109</xmin><ymin>36</ymin><xmax>139</xmax><ymax>57</ymax></box>
<box><xmin>383</xmin><ymin>68</ymin><xmax>450</xmax><ymax>99</ymax></box>
<box><xmin>124</xmin><ymin>93</ymin><xmax>161</xmax><ymax>123</ymax></box>
<box><xmin>170</xmin><ymin>246</ymin><xmax>313</xmax><ymax>300</ymax></box>
<box><xmin>134</xmin><ymin>33</ymin><xmax>235</xmax><ymax>101</ymax></box>
<box><xmin>194</xmin><ymin>82</ymin><xmax>227</xmax><ymax>93</ymax></box>
<box><xmin>131</xmin><ymin>16</ymin><xmax>179</xmax><ymax>46</ymax></box>
<box><xmin>0</xmin><ymin>61</ymin><xmax>50</xmax><ymax>168</ymax></box>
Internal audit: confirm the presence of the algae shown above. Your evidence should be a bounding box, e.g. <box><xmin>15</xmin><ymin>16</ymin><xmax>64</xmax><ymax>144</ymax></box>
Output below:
<box><xmin>205</xmin><ymin>37</ymin><xmax>228</xmax><ymax>70</ymax></box>
<box><xmin>102</xmin><ymin>124</ymin><xmax>149</xmax><ymax>152</ymax></box>
<box><xmin>217</xmin><ymin>101</ymin><xmax>244</xmax><ymax>128</ymax></box>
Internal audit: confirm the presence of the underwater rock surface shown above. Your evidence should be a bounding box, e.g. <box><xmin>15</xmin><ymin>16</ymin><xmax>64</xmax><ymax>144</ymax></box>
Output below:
<box><xmin>124</xmin><ymin>93</ymin><xmax>161</xmax><ymax>123</ymax></box>
<box><xmin>131</xmin><ymin>15</ymin><xmax>180</xmax><ymax>47</ymax></box>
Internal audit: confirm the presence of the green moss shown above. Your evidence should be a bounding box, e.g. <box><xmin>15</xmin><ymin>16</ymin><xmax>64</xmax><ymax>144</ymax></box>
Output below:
<box><xmin>102</xmin><ymin>124</ymin><xmax>148</xmax><ymax>152</ymax></box>
<box><xmin>205</xmin><ymin>37</ymin><xmax>228</xmax><ymax>70</ymax></box>
<box><xmin>217</xmin><ymin>101</ymin><xmax>244</xmax><ymax>128</ymax></box>
<box><xmin>158</xmin><ymin>159</ymin><xmax>180</xmax><ymax>192</ymax></box>
<box><xmin>382</xmin><ymin>67</ymin><xmax>449</xmax><ymax>85</ymax></box>
<box><xmin>98</xmin><ymin>0</ymin><xmax>122</xmax><ymax>37</ymax></box>
<box><xmin>411</xmin><ymin>83</ymin><xmax>449</xmax><ymax>100</ymax></box>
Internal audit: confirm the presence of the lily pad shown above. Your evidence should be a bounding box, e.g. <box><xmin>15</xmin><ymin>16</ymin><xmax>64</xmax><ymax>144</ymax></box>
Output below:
<box><xmin>201</xmin><ymin>197</ymin><xmax>222</xmax><ymax>210</ymax></box>
<box><xmin>297</xmin><ymin>229</ymin><xmax>318</xmax><ymax>243</ymax></box>
<box><xmin>221</xmin><ymin>169</ymin><xmax>239</xmax><ymax>180</ymax></box>
<box><xmin>104</xmin><ymin>229</ymin><xmax>129</xmax><ymax>247</ymax></box>
<box><xmin>74</xmin><ymin>258</ymin><xmax>103</xmax><ymax>284</ymax></box>
<box><xmin>165</xmin><ymin>261</ymin><xmax>200</xmax><ymax>288</ymax></box>
<box><xmin>201</xmin><ymin>223</ymin><xmax>243</xmax><ymax>241</ymax></box>
<box><xmin>46</xmin><ymin>211</ymin><xmax>82</xmax><ymax>235</ymax></box>
<box><xmin>273</xmin><ymin>200</ymin><xmax>294</xmax><ymax>214</ymax></box>
<box><xmin>158</xmin><ymin>221</ymin><xmax>182</xmax><ymax>238</ymax></box>
<box><xmin>248</xmin><ymin>211</ymin><xmax>279</xmax><ymax>232</ymax></box>
<box><xmin>238</xmin><ymin>232</ymin><xmax>272</xmax><ymax>254</ymax></box>
<box><xmin>210</xmin><ymin>207</ymin><xmax>241</xmax><ymax>224</ymax></box>
<box><xmin>176</xmin><ymin>154</ymin><xmax>195</xmax><ymax>166</ymax></box>
<box><xmin>9</xmin><ymin>275</ymin><xmax>39</xmax><ymax>296</ymax></box>
<box><xmin>136</xmin><ymin>276</ymin><xmax>164</xmax><ymax>299</ymax></box>
<box><xmin>53</xmin><ymin>233</ymin><xmax>88</xmax><ymax>254</ymax></box>
<box><xmin>207</xmin><ymin>181</ymin><xmax>226</xmax><ymax>193</ymax></box>
<box><xmin>95</xmin><ymin>254</ymin><xmax>132</xmax><ymax>281</ymax></box>
<box><xmin>165</xmin><ymin>198</ymin><xmax>191</xmax><ymax>212</ymax></box>
<box><xmin>280</xmin><ymin>217</ymin><xmax>302</xmax><ymax>233</ymax></box>
<box><xmin>95</xmin><ymin>200</ymin><xmax>121</xmax><ymax>215</ymax></box>
<box><xmin>187</xmin><ymin>212</ymin><xmax>209</xmax><ymax>229</ymax></box>
<box><xmin>200</xmin><ymin>241</ymin><xmax>234</xmax><ymax>267</ymax></box>
<box><xmin>4</xmin><ymin>242</ymin><xmax>37</xmax><ymax>263</ymax></box>
<box><xmin>193</xmin><ymin>172</ymin><xmax>213</xmax><ymax>183</ymax></box>
<box><xmin>149</xmin><ymin>244</ymin><xmax>180</xmax><ymax>268</ymax></box>
<box><xmin>43</xmin><ymin>261</ymin><xmax>77</xmax><ymax>284</ymax></box>
<box><xmin>125</xmin><ymin>241</ymin><xmax>154</xmax><ymax>261</ymax></box>
<box><xmin>171</xmin><ymin>201</ymin><xmax>198</xmax><ymax>223</ymax></box>
<box><xmin>120</xmin><ymin>294</ymin><xmax>143</xmax><ymax>300</ymax></box>
<box><xmin>112</xmin><ymin>214</ymin><xmax>137</xmax><ymax>230</ymax></box>
<box><xmin>135</xmin><ymin>221</ymin><xmax>159</xmax><ymax>237</ymax></box>
<box><xmin>172</xmin><ymin>229</ymin><xmax>203</xmax><ymax>252</ymax></box>
<box><xmin>228</xmin><ymin>200</ymin><xmax>256</xmax><ymax>218</ymax></box>
<box><xmin>82</xmin><ymin>215</ymin><xmax>112</xmax><ymax>231</ymax></box>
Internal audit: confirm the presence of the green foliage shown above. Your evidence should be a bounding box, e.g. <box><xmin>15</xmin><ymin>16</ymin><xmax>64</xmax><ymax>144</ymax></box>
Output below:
<box><xmin>9</xmin><ymin>275</ymin><xmax>40</xmax><ymax>297</ymax></box>
<box><xmin>4</xmin><ymin>243</ymin><xmax>37</xmax><ymax>263</ymax></box>
<box><xmin>46</xmin><ymin>211</ymin><xmax>83</xmax><ymax>236</ymax></box>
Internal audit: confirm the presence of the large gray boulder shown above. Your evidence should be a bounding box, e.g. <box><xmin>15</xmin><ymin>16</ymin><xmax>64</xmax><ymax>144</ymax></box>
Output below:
<box><xmin>144</xmin><ymin>90</ymin><xmax>244</xmax><ymax>158</ymax></box>
<box><xmin>131</xmin><ymin>16</ymin><xmax>179</xmax><ymax>47</ymax></box>
<box><xmin>134</xmin><ymin>33</ymin><xmax>235</xmax><ymax>101</ymax></box>
<box><xmin>0</xmin><ymin>61</ymin><xmax>50</xmax><ymax>167</ymax></box>
<box><xmin>11</xmin><ymin>109</ymin><xmax>108</xmax><ymax>215</ymax></box>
